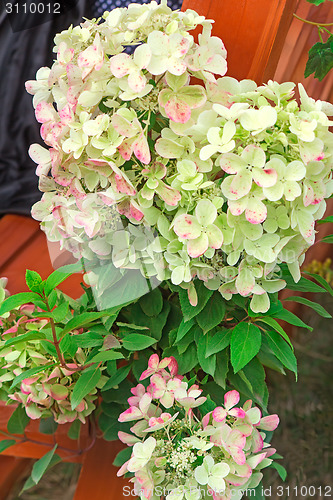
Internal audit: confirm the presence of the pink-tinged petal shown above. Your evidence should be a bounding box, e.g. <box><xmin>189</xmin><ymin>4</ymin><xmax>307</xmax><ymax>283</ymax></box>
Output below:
<box><xmin>229</xmin><ymin>408</ymin><xmax>246</xmax><ymax>418</ymax></box>
<box><xmin>243</xmin><ymin>400</ymin><xmax>252</xmax><ymax>411</ymax></box>
<box><xmin>47</xmin><ymin>384</ymin><xmax>69</xmax><ymax>401</ymax></box>
<box><xmin>212</xmin><ymin>406</ymin><xmax>227</xmax><ymax>422</ymax></box>
<box><xmin>187</xmin><ymin>233</ymin><xmax>209</xmax><ymax>258</ymax></box>
<box><xmin>128</xmin><ymin>72</ymin><xmax>146</xmax><ymax>93</ymax></box>
<box><xmin>258</xmin><ymin>414</ymin><xmax>279</xmax><ymax>431</ymax></box>
<box><xmin>150</xmin><ymin>374</ymin><xmax>166</xmax><ymax>398</ymax></box>
<box><xmin>59</xmin><ymin>103</ymin><xmax>74</xmax><ymax>125</ymax></box>
<box><xmin>160</xmin><ymin>392</ymin><xmax>174</xmax><ymax>408</ymax></box>
<box><xmin>234</xmin><ymin>463</ymin><xmax>252</xmax><ymax>478</ymax></box>
<box><xmin>264</xmin><ymin>447</ymin><xmax>277</xmax><ymax>458</ymax></box>
<box><xmin>164</xmin><ymin>98</ymin><xmax>191</xmax><ymax>124</ymax></box>
<box><xmin>149</xmin><ymin>354</ymin><xmax>160</xmax><ymax>370</ymax></box>
<box><xmin>245</xmin><ymin>200</ymin><xmax>267</xmax><ymax>224</ymax></box>
<box><xmin>202</xmin><ymin>411</ymin><xmax>212</xmax><ymax>428</ymax></box>
<box><xmin>110</xmin><ymin>53</ymin><xmax>132</xmax><ymax>78</ymax></box>
<box><xmin>139</xmin><ymin>393</ymin><xmax>152</xmax><ymax>414</ymax></box>
<box><xmin>252</xmin><ymin>428</ymin><xmax>264</xmax><ymax>453</ymax></box>
<box><xmin>188</xmin><ymin>285</ymin><xmax>198</xmax><ymax>306</ymax></box>
<box><xmin>35</xmin><ymin>102</ymin><xmax>57</xmax><ymax>123</ymax></box>
<box><xmin>248</xmin><ymin>452</ymin><xmax>267</xmax><ymax>469</ymax></box>
<box><xmin>118</xmin><ymin>138</ymin><xmax>134</xmax><ymax>161</ymax></box>
<box><xmin>228</xmin><ymin>429</ymin><xmax>246</xmax><ymax>449</ymax></box>
<box><xmin>118</xmin><ymin>431</ymin><xmax>140</xmax><ymax>445</ymax></box>
<box><xmin>117</xmin><ymin>200</ymin><xmax>143</xmax><ymax>222</ymax></box>
<box><xmin>230</xmin><ymin>446</ymin><xmax>246</xmax><ymax>465</ymax></box>
<box><xmin>236</xmin><ymin>424</ymin><xmax>253</xmax><ymax>437</ymax></box>
<box><xmin>117</xmin><ymin>459</ymin><xmax>130</xmax><ymax>476</ymax></box>
<box><xmin>225</xmin><ymin>474</ymin><xmax>249</xmax><ymax>487</ymax></box>
<box><xmin>25</xmin><ymin>404</ymin><xmax>42</xmax><ymax>420</ymax></box>
<box><xmin>133</xmin><ymin>134</ymin><xmax>151</xmax><ymax>164</ymax></box>
<box><xmin>252</xmin><ymin>168</ymin><xmax>277</xmax><ymax>188</ymax></box>
<box><xmin>224</xmin><ymin>390</ymin><xmax>240</xmax><ymax>410</ymax></box>
<box><xmin>173</xmin><ymin>215</ymin><xmax>201</xmax><ymax>240</ymax></box>
<box><xmin>118</xmin><ymin>406</ymin><xmax>142</xmax><ymax>422</ymax></box>
<box><xmin>246</xmin><ymin>407</ymin><xmax>261</xmax><ymax>424</ymax></box>
<box><xmin>156</xmin><ymin>182</ymin><xmax>181</xmax><ymax>206</ymax></box>
<box><xmin>168</xmin><ymin>357</ymin><xmax>178</xmax><ymax>376</ymax></box>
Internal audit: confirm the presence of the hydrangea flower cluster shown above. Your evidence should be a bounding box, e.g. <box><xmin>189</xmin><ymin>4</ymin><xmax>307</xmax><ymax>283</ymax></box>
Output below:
<box><xmin>117</xmin><ymin>354</ymin><xmax>279</xmax><ymax>500</ymax></box>
<box><xmin>0</xmin><ymin>304</ymin><xmax>102</xmax><ymax>423</ymax></box>
<box><xmin>26</xmin><ymin>1</ymin><xmax>333</xmax><ymax>313</ymax></box>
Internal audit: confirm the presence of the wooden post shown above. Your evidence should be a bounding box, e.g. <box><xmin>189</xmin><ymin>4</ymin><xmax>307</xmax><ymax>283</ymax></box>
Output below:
<box><xmin>181</xmin><ymin>0</ymin><xmax>298</xmax><ymax>83</ymax></box>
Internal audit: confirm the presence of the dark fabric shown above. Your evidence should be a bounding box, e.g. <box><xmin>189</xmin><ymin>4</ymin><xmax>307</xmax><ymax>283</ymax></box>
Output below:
<box><xmin>0</xmin><ymin>0</ymin><xmax>92</xmax><ymax>216</ymax></box>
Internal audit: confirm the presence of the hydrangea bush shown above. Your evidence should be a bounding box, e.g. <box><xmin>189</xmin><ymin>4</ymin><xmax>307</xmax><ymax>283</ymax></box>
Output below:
<box><xmin>0</xmin><ymin>0</ymin><xmax>332</xmax><ymax>495</ymax></box>
<box><xmin>116</xmin><ymin>354</ymin><xmax>280</xmax><ymax>500</ymax></box>
<box><xmin>26</xmin><ymin>0</ymin><xmax>333</xmax><ymax>313</ymax></box>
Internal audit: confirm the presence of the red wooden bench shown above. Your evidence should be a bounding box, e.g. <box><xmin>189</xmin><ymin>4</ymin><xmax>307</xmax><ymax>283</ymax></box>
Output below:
<box><xmin>2</xmin><ymin>0</ymin><xmax>329</xmax><ymax>497</ymax></box>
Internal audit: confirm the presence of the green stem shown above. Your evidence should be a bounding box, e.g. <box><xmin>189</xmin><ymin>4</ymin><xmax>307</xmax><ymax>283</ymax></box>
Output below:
<box><xmin>293</xmin><ymin>13</ymin><xmax>333</xmax><ymax>27</ymax></box>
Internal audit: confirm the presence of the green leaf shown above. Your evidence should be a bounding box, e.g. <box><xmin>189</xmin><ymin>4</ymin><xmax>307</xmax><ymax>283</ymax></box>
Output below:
<box><xmin>178</xmin><ymin>281</ymin><xmax>213</xmax><ymax>322</ymax></box>
<box><xmin>176</xmin><ymin>318</ymin><xmax>195</xmax><ymax>342</ymax></box>
<box><xmin>0</xmin><ymin>439</ymin><xmax>16</xmax><ymax>454</ymax></box>
<box><xmin>25</xmin><ymin>270</ymin><xmax>43</xmax><ymax>293</ymax></box>
<box><xmin>257</xmin><ymin>317</ymin><xmax>293</xmax><ymax>349</ymax></box>
<box><xmin>67</xmin><ymin>420</ymin><xmax>81</xmax><ymax>440</ymax></box>
<box><xmin>271</xmin><ymin>462</ymin><xmax>287</xmax><ymax>481</ymax></box>
<box><xmin>122</xmin><ymin>302</ymin><xmax>170</xmax><ymax>341</ymax></box>
<box><xmin>273</xmin><ymin>309</ymin><xmax>313</xmax><ymax>331</ymax></box>
<box><xmin>318</xmin><ymin>215</ymin><xmax>333</xmax><ymax>224</ymax></box>
<box><xmin>90</xmin><ymin>351</ymin><xmax>124</xmax><ymax>363</ymax></box>
<box><xmin>196</xmin><ymin>293</ymin><xmax>226</xmax><ymax>333</ymax></box>
<box><xmin>0</xmin><ymin>292</ymin><xmax>42</xmax><ymax>316</ymax></box>
<box><xmin>101</xmin><ymin>364</ymin><xmax>131</xmax><ymax>391</ymax></box>
<box><xmin>264</xmin><ymin>331</ymin><xmax>297</xmax><ymax>377</ymax></box>
<box><xmin>205</xmin><ymin>329</ymin><xmax>231</xmax><ymax>357</ymax></box>
<box><xmin>177</xmin><ymin>343</ymin><xmax>198</xmax><ymax>375</ymax></box>
<box><xmin>302</xmin><ymin>271</ymin><xmax>333</xmax><ymax>297</ymax></box>
<box><xmin>280</xmin><ymin>266</ymin><xmax>326</xmax><ymax>293</ymax></box>
<box><xmin>242</xmin><ymin>358</ymin><xmax>268</xmax><ymax>409</ymax></box>
<box><xmin>7</xmin><ymin>406</ymin><xmax>30</xmax><ymax>434</ymax></box>
<box><xmin>139</xmin><ymin>288</ymin><xmax>163</xmax><ymax>316</ymax></box>
<box><xmin>214</xmin><ymin>350</ymin><xmax>229</xmax><ymax>388</ymax></box>
<box><xmin>60</xmin><ymin>312</ymin><xmax>113</xmax><ymax>337</ymax></box>
<box><xmin>283</xmin><ymin>295</ymin><xmax>332</xmax><ymax>318</ymax></box>
<box><xmin>321</xmin><ymin>234</ymin><xmax>333</xmax><ymax>243</ymax></box>
<box><xmin>304</xmin><ymin>36</ymin><xmax>333</xmax><ymax>81</ymax></box>
<box><xmin>39</xmin><ymin>418</ymin><xmax>58</xmax><ymax>435</ymax></box>
<box><xmin>72</xmin><ymin>332</ymin><xmax>104</xmax><ymax>348</ymax></box>
<box><xmin>44</xmin><ymin>269</ymin><xmax>75</xmax><ymax>295</ymax></box>
<box><xmin>4</xmin><ymin>330</ymin><xmax>46</xmax><ymax>347</ymax></box>
<box><xmin>113</xmin><ymin>446</ymin><xmax>132</xmax><ymax>467</ymax></box>
<box><xmin>10</xmin><ymin>365</ymin><xmax>54</xmax><ymax>390</ymax></box>
<box><xmin>31</xmin><ymin>445</ymin><xmax>60</xmax><ymax>485</ymax></box>
<box><xmin>71</xmin><ymin>366</ymin><xmax>101</xmax><ymax>410</ymax></box>
<box><xmin>197</xmin><ymin>336</ymin><xmax>216</xmax><ymax>376</ymax></box>
<box><xmin>306</xmin><ymin>0</ymin><xmax>325</xmax><ymax>4</ymax></box>
<box><xmin>52</xmin><ymin>302</ymin><xmax>70</xmax><ymax>323</ymax></box>
<box><xmin>122</xmin><ymin>334</ymin><xmax>156</xmax><ymax>351</ymax></box>
<box><xmin>230</xmin><ymin>323</ymin><xmax>262</xmax><ymax>373</ymax></box>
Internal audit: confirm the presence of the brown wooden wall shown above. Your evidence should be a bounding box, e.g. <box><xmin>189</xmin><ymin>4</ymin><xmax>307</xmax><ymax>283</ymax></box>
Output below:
<box><xmin>274</xmin><ymin>0</ymin><xmax>333</xmax><ymax>102</ymax></box>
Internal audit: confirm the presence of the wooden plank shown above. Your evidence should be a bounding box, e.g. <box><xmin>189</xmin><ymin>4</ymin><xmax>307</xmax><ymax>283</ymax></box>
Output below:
<box><xmin>0</xmin><ymin>456</ymin><xmax>32</xmax><ymax>500</ymax></box>
<box><xmin>274</xmin><ymin>0</ymin><xmax>333</xmax><ymax>102</ymax></box>
<box><xmin>0</xmin><ymin>403</ymin><xmax>89</xmax><ymax>463</ymax></box>
<box><xmin>181</xmin><ymin>0</ymin><xmax>297</xmax><ymax>82</ymax></box>
<box><xmin>73</xmin><ymin>439</ymin><xmax>131</xmax><ymax>500</ymax></box>
<box><xmin>0</xmin><ymin>215</ymin><xmax>83</xmax><ymax>296</ymax></box>
<box><xmin>0</xmin><ymin>215</ymin><xmax>39</xmax><ymax>269</ymax></box>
